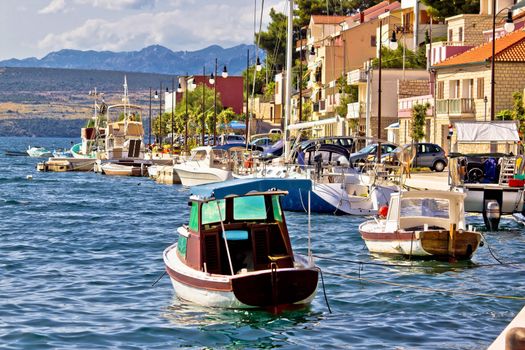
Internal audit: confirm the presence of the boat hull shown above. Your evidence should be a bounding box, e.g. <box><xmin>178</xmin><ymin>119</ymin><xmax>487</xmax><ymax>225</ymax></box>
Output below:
<box><xmin>173</xmin><ymin>165</ymin><xmax>232</xmax><ymax>186</ymax></box>
<box><xmin>164</xmin><ymin>244</ymin><xmax>318</xmax><ymax>308</ymax></box>
<box><xmin>101</xmin><ymin>163</ymin><xmax>145</xmax><ymax>176</ymax></box>
<box><xmin>359</xmin><ymin>222</ymin><xmax>482</xmax><ymax>260</ymax></box>
<box><xmin>456</xmin><ymin>184</ymin><xmax>523</xmax><ymax>214</ymax></box>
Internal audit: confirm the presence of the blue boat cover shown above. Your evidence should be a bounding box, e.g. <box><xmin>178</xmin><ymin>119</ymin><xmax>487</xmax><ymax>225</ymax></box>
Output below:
<box><xmin>190</xmin><ymin>178</ymin><xmax>312</xmax><ymax>201</ymax></box>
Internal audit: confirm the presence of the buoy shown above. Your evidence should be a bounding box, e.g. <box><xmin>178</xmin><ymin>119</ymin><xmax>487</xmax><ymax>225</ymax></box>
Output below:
<box><xmin>378</xmin><ymin>205</ymin><xmax>388</xmax><ymax>218</ymax></box>
<box><xmin>26</xmin><ymin>175</ymin><xmax>33</xmax><ymax>180</ymax></box>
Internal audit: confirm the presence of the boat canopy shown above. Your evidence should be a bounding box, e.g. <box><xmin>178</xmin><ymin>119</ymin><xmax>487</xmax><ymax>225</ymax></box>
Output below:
<box><xmin>455</xmin><ymin>121</ymin><xmax>519</xmax><ymax>143</ymax></box>
<box><xmin>190</xmin><ymin>178</ymin><xmax>310</xmax><ymax>201</ymax></box>
<box><xmin>288</xmin><ymin>116</ymin><xmax>342</xmax><ymax>131</ymax></box>
<box><xmin>213</xmin><ymin>144</ymin><xmax>263</xmax><ymax>152</ymax></box>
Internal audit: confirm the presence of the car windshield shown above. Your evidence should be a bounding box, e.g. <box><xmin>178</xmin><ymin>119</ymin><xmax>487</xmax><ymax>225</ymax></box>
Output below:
<box><xmin>358</xmin><ymin>144</ymin><xmax>375</xmax><ymax>154</ymax></box>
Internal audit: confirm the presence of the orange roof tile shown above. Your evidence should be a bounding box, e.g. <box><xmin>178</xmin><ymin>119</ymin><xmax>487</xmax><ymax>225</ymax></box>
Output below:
<box><xmin>434</xmin><ymin>29</ymin><xmax>525</xmax><ymax>67</ymax></box>
<box><xmin>311</xmin><ymin>15</ymin><xmax>349</xmax><ymax>24</ymax></box>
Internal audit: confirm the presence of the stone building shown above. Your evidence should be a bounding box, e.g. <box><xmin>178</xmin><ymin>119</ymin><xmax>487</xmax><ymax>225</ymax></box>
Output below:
<box><xmin>432</xmin><ymin>29</ymin><xmax>525</xmax><ymax>151</ymax></box>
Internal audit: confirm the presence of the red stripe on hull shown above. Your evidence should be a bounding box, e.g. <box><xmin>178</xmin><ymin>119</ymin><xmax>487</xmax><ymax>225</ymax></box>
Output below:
<box><xmin>165</xmin><ymin>265</ymin><xmax>232</xmax><ymax>292</ymax></box>
<box><xmin>359</xmin><ymin>230</ymin><xmax>416</xmax><ymax>241</ymax></box>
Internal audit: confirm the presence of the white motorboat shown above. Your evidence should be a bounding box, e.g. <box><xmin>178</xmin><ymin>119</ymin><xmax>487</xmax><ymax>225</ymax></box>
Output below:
<box><xmin>359</xmin><ymin>190</ymin><xmax>482</xmax><ymax>260</ymax></box>
<box><xmin>173</xmin><ymin>145</ymin><xmax>248</xmax><ymax>186</ymax></box>
<box><xmin>27</xmin><ymin>146</ymin><xmax>52</xmax><ymax>158</ymax></box>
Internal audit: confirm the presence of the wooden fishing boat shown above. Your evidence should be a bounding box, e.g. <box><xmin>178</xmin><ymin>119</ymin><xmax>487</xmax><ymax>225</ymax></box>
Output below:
<box><xmin>359</xmin><ymin>190</ymin><xmax>482</xmax><ymax>260</ymax></box>
<box><xmin>163</xmin><ymin>181</ymin><xmax>318</xmax><ymax>308</ymax></box>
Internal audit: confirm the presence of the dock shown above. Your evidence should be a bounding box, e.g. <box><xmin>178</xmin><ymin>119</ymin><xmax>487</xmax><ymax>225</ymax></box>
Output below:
<box><xmin>488</xmin><ymin>305</ymin><xmax>525</xmax><ymax>350</ymax></box>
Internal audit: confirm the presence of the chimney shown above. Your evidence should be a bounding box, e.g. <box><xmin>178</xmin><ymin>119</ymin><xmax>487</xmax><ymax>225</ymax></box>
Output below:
<box><xmin>360</xmin><ymin>11</ymin><xmax>365</xmax><ymax>23</ymax></box>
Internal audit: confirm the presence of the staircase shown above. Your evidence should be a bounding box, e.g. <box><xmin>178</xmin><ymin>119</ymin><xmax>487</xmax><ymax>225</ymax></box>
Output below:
<box><xmin>499</xmin><ymin>157</ymin><xmax>516</xmax><ymax>185</ymax></box>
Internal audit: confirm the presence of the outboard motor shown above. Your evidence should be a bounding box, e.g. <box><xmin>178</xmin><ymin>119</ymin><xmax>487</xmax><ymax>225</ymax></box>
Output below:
<box><xmin>483</xmin><ymin>199</ymin><xmax>501</xmax><ymax>231</ymax></box>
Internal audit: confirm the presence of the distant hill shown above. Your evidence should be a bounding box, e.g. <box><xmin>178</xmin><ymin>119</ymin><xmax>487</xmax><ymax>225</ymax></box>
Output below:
<box><xmin>0</xmin><ymin>67</ymin><xmax>175</xmax><ymax>137</ymax></box>
<box><xmin>0</xmin><ymin>44</ymin><xmax>260</xmax><ymax>76</ymax></box>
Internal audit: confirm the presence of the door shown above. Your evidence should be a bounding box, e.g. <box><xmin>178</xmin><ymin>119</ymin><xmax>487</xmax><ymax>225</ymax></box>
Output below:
<box><xmin>418</xmin><ymin>144</ymin><xmax>438</xmax><ymax>168</ymax></box>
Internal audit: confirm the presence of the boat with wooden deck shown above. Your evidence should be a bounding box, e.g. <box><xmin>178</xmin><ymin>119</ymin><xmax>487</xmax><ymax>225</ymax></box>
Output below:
<box><xmin>163</xmin><ymin>181</ymin><xmax>318</xmax><ymax>308</ymax></box>
<box><xmin>358</xmin><ymin>190</ymin><xmax>482</xmax><ymax>260</ymax></box>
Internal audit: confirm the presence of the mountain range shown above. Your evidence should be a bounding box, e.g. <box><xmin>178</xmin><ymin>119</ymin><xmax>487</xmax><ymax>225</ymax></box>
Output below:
<box><xmin>0</xmin><ymin>44</ymin><xmax>261</xmax><ymax>76</ymax></box>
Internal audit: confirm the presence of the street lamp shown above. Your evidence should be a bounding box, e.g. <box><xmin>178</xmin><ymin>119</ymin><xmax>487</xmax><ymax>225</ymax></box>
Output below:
<box><xmin>154</xmin><ymin>88</ymin><xmax>160</xmax><ymax>144</ymax></box>
<box><xmin>171</xmin><ymin>77</ymin><xmax>175</xmax><ymax>151</ymax></box>
<box><xmin>178</xmin><ymin>74</ymin><xmax>196</xmax><ymax>154</ymax></box>
<box><xmin>389</xmin><ymin>30</ymin><xmax>399</xmax><ymax>50</ymax></box>
<box><xmin>491</xmin><ymin>8</ymin><xmax>514</xmax><ymax>120</ymax></box>
<box><xmin>256</xmin><ymin>57</ymin><xmax>262</xmax><ymax>72</ymax></box>
<box><xmin>208</xmin><ymin>58</ymin><xmax>227</xmax><ymax>146</ymax></box>
<box><xmin>148</xmin><ymin>87</ymin><xmax>152</xmax><ymax>146</ymax></box>
<box><xmin>201</xmin><ymin>66</ymin><xmax>206</xmax><ymax>146</ymax></box>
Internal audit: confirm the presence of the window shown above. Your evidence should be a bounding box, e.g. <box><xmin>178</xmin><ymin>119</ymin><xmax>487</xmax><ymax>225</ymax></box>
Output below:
<box><xmin>437</xmin><ymin>81</ymin><xmax>444</xmax><ymax>99</ymax></box>
<box><xmin>233</xmin><ymin>195</ymin><xmax>267</xmax><ymax>220</ymax></box>
<box><xmin>449</xmin><ymin>80</ymin><xmax>460</xmax><ymax>98</ymax></box>
<box><xmin>477</xmin><ymin>78</ymin><xmax>485</xmax><ymax>99</ymax></box>
<box><xmin>449</xmin><ymin>29</ymin><xmax>453</xmax><ymax>41</ymax></box>
<box><xmin>201</xmin><ymin>199</ymin><xmax>226</xmax><ymax>225</ymax></box>
<box><xmin>458</xmin><ymin>27</ymin><xmax>463</xmax><ymax>42</ymax></box>
<box><xmin>189</xmin><ymin>202</ymin><xmax>199</xmax><ymax>231</ymax></box>
<box><xmin>272</xmin><ymin>195</ymin><xmax>283</xmax><ymax>222</ymax></box>
<box><xmin>177</xmin><ymin>236</ymin><xmax>187</xmax><ymax>257</ymax></box>
<box><xmin>370</xmin><ymin>35</ymin><xmax>376</xmax><ymax>47</ymax></box>
<box><xmin>400</xmin><ymin>198</ymin><xmax>450</xmax><ymax>218</ymax></box>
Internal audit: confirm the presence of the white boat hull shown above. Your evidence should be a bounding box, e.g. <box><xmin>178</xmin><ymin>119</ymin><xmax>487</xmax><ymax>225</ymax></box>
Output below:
<box><xmin>455</xmin><ymin>184</ymin><xmax>523</xmax><ymax>214</ymax></box>
<box><xmin>163</xmin><ymin>243</ymin><xmax>317</xmax><ymax>308</ymax></box>
<box><xmin>174</xmin><ymin>165</ymin><xmax>232</xmax><ymax>186</ymax></box>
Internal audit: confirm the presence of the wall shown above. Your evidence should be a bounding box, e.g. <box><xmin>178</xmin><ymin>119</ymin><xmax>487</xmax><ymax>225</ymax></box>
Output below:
<box><xmin>175</xmin><ymin>75</ymin><xmax>244</xmax><ymax>115</ymax></box>
<box><xmin>398</xmin><ymin>79</ymin><xmax>430</xmax><ymax>98</ymax></box>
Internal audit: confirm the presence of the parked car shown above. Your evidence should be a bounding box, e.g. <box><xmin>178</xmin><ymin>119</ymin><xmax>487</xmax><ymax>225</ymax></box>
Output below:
<box><xmin>250</xmin><ymin>137</ymin><xmax>274</xmax><ymax>150</ymax></box>
<box><xmin>269</xmin><ymin>128</ymin><xmax>282</xmax><ymax>134</ymax></box>
<box><xmin>382</xmin><ymin>142</ymin><xmax>448</xmax><ymax>172</ymax></box>
<box><xmin>218</xmin><ymin>134</ymin><xmax>246</xmax><ymax>145</ymax></box>
<box><xmin>299</xmin><ymin>136</ymin><xmax>355</xmax><ymax>153</ymax></box>
<box><xmin>348</xmin><ymin>143</ymin><xmax>397</xmax><ymax>167</ymax></box>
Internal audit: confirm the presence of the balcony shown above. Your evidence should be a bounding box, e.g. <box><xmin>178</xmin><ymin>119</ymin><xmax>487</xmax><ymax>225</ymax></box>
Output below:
<box><xmin>398</xmin><ymin>94</ymin><xmax>434</xmax><ymax>118</ymax></box>
<box><xmin>436</xmin><ymin>98</ymin><xmax>475</xmax><ymax>116</ymax></box>
<box><xmin>347</xmin><ymin>69</ymin><xmax>367</xmax><ymax>85</ymax></box>
<box><xmin>347</xmin><ymin>102</ymin><xmax>362</xmax><ymax>119</ymax></box>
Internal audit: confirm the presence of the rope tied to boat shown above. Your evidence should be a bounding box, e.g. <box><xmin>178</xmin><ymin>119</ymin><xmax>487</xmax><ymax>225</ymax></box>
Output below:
<box><xmin>324</xmin><ymin>270</ymin><xmax>525</xmax><ymax>301</ymax></box>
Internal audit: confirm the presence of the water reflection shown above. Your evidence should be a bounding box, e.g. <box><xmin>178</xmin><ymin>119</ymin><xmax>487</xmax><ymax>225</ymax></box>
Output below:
<box><xmin>162</xmin><ymin>296</ymin><xmax>325</xmax><ymax>348</ymax></box>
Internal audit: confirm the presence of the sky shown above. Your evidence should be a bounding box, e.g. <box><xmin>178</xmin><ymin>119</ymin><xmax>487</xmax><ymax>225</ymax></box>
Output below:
<box><xmin>0</xmin><ymin>0</ymin><xmax>285</xmax><ymax>60</ymax></box>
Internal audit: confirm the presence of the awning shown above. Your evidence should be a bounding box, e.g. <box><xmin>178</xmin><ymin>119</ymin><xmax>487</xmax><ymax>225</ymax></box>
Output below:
<box><xmin>288</xmin><ymin>116</ymin><xmax>342</xmax><ymax>130</ymax></box>
<box><xmin>455</xmin><ymin>121</ymin><xmax>519</xmax><ymax>142</ymax></box>
<box><xmin>385</xmin><ymin>122</ymin><xmax>399</xmax><ymax>130</ymax></box>
<box><xmin>512</xmin><ymin>0</ymin><xmax>525</xmax><ymax>11</ymax></box>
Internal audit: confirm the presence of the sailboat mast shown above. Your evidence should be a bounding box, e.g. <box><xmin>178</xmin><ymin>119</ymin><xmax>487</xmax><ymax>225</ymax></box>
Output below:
<box><xmin>284</xmin><ymin>0</ymin><xmax>293</xmax><ymax>161</ymax></box>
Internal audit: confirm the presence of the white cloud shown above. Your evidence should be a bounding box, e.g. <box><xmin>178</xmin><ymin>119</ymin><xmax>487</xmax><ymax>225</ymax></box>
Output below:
<box><xmin>78</xmin><ymin>0</ymin><xmax>156</xmax><ymax>10</ymax></box>
<box><xmin>37</xmin><ymin>1</ymin><xmax>284</xmax><ymax>53</ymax></box>
<box><xmin>38</xmin><ymin>0</ymin><xmax>68</xmax><ymax>14</ymax></box>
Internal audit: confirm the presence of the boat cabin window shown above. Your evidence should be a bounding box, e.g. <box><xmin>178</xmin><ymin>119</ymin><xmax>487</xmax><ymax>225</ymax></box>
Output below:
<box><xmin>272</xmin><ymin>195</ymin><xmax>283</xmax><ymax>222</ymax></box>
<box><xmin>233</xmin><ymin>195</ymin><xmax>267</xmax><ymax>220</ymax></box>
<box><xmin>201</xmin><ymin>199</ymin><xmax>226</xmax><ymax>225</ymax></box>
<box><xmin>191</xmin><ymin>150</ymin><xmax>207</xmax><ymax>161</ymax></box>
<box><xmin>400</xmin><ymin>198</ymin><xmax>449</xmax><ymax>218</ymax></box>
<box><xmin>177</xmin><ymin>236</ymin><xmax>187</xmax><ymax>257</ymax></box>
<box><xmin>189</xmin><ymin>202</ymin><xmax>199</xmax><ymax>231</ymax></box>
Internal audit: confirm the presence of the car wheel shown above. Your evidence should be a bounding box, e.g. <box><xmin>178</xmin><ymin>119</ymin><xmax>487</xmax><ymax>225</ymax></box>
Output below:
<box><xmin>433</xmin><ymin>160</ymin><xmax>446</xmax><ymax>172</ymax></box>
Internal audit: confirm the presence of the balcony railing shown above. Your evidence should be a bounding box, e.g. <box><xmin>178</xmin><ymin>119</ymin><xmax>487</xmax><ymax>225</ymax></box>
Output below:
<box><xmin>347</xmin><ymin>69</ymin><xmax>366</xmax><ymax>85</ymax></box>
<box><xmin>347</xmin><ymin>102</ymin><xmax>362</xmax><ymax>119</ymax></box>
<box><xmin>398</xmin><ymin>94</ymin><xmax>434</xmax><ymax>118</ymax></box>
<box><xmin>436</xmin><ymin>98</ymin><xmax>475</xmax><ymax>115</ymax></box>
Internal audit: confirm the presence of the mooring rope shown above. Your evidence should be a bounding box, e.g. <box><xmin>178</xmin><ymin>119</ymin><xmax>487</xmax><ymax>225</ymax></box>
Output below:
<box><xmin>312</xmin><ymin>254</ymin><xmax>525</xmax><ymax>269</ymax></box>
<box><xmin>323</xmin><ymin>270</ymin><xmax>525</xmax><ymax>301</ymax></box>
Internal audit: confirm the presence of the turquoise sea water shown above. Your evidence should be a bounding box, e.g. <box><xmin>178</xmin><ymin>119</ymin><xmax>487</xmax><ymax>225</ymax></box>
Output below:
<box><xmin>1</xmin><ymin>136</ymin><xmax>524</xmax><ymax>349</ymax></box>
